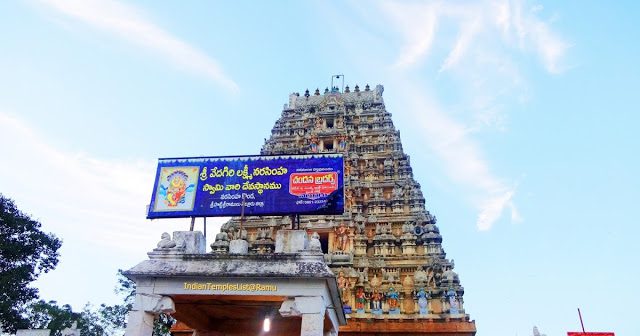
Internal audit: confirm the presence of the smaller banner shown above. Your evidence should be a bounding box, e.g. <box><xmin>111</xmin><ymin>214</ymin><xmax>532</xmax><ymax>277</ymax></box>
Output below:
<box><xmin>147</xmin><ymin>154</ymin><xmax>344</xmax><ymax>218</ymax></box>
<box><xmin>567</xmin><ymin>333</ymin><xmax>615</xmax><ymax>336</ymax></box>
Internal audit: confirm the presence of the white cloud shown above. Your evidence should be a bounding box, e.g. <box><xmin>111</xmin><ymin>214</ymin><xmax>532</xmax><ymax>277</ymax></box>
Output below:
<box><xmin>495</xmin><ymin>0</ymin><xmax>569</xmax><ymax>73</ymax></box>
<box><xmin>381</xmin><ymin>1</ymin><xmax>438</xmax><ymax>69</ymax></box>
<box><xmin>367</xmin><ymin>0</ymin><xmax>568</xmax><ymax>230</ymax></box>
<box><xmin>439</xmin><ymin>17</ymin><xmax>482</xmax><ymax>72</ymax></box>
<box><xmin>36</xmin><ymin>0</ymin><xmax>239</xmax><ymax>92</ymax></box>
<box><xmin>394</xmin><ymin>82</ymin><xmax>518</xmax><ymax>230</ymax></box>
<box><xmin>477</xmin><ymin>189</ymin><xmax>516</xmax><ymax>231</ymax></box>
<box><xmin>0</xmin><ymin>111</ymin><xmax>225</xmax><ymax>308</ymax></box>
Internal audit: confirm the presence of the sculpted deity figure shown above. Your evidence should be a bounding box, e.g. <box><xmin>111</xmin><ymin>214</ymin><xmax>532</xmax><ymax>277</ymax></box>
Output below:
<box><xmin>334</xmin><ymin>222</ymin><xmax>349</xmax><ymax>252</ymax></box>
<box><xmin>338</xmin><ymin>135</ymin><xmax>348</xmax><ymax>151</ymax></box>
<box><xmin>345</xmin><ymin>189</ymin><xmax>354</xmax><ymax>209</ymax></box>
<box><xmin>371</xmin><ymin>290</ymin><xmax>383</xmax><ymax>311</ymax></box>
<box><xmin>447</xmin><ymin>288</ymin><xmax>459</xmax><ymax>314</ymax></box>
<box><xmin>308</xmin><ymin>231</ymin><xmax>322</xmax><ymax>251</ymax></box>
<box><xmin>337</xmin><ymin>271</ymin><xmax>351</xmax><ymax>302</ymax></box>
<box><xmin>415</xmin><ymin>288</ymin><xmax>429</xmax><ymax>314</ymax></box>
<box><xmin>310</xmin><ymin>136</ymin><xmax>319</xmax><ymax>153</ymax></box>
<box><xmin>355</xmin><ymin>287</ymin><xmax>367</xmax><ymax>310</ymax></box>
<box><xmin>386</xmin><ymin>287</ymin><xmax>399</xmax><ymax>310</ymax></box>
<box><xmin>157</xmin><ymin>232</ymin><xmax>176</xmax><ymax>249</ymax></box>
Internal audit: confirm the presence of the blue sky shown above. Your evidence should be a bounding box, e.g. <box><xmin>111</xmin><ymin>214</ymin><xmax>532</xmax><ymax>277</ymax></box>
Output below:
<box><xmin>1</xmin><ymin>1</ymin><xmax>638</xmax><ymax>335</ymax></box>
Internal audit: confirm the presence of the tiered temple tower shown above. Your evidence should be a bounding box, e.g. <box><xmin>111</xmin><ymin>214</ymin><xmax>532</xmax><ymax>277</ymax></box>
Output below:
<box><xmin>211</xmin><ymin>84</ymin><xmax>476</xmax><ymax>335</ymax></box>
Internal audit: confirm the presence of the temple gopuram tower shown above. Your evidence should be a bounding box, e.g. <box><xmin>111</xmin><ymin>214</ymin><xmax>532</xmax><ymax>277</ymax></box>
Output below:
<box><xmin>212</xmin><ymin>84</ymin><xmax>477</xmax><ymax>335</ymax></box>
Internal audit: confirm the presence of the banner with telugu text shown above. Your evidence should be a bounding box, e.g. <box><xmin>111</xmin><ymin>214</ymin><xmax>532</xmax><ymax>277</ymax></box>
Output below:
<box><xmin>147</xmin><ymin>154</ymin><xmax>344</xmax><ymax>218</ymax></box>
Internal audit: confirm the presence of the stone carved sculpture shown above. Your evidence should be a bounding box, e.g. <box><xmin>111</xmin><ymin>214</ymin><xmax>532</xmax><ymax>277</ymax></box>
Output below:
<box><xmin>446</xmin><ymin>288</ymin><xmax>459</xmax><ymax>314</ymax></box>
<box><xmin>414</xmin><ymin>266</ymin><xmax>428</xmax><ymax>284</ymax></box>
<box><xmin>355</xmin><ymin>287</ymin><xmax>367</xmax><ymax>312</ymax></box>
<box><xmin>211</xmin><ymin>229</ymin><xmax>231</xmax><ymax>253</ymax></box>
<box><xmin>386</xmin><ymin>287</ymin><xmax>400</xmax><ymax>313</ymax></box>
<box><xmin>156</xmin><ymin>232</ymin><xmax>176</xmax><ymax>249</ymax></box>
<box><xmin>371</xmin><ymin>290</ymin><xmax>383</xmax><ymax>314</ymax></box>
<box><xmin>337</xmin><ymin>271</ymin><xmax>351</xmax><ymax>305</ymax></box>
<box><xmin>415</xmin><ymin>288</ymin><xmax>429</xmax><ymax>314</ymax></box>
<box><xmin>345</xmin><ymin>189</ymin><xmax>355</xmax><ymax>209</ymax></box>
<box><xmin>308</xmin><ymin>231</ymin><xmax>322</xmax><ymax>251</ymax></box>
<box><xmin>334</xmin><ymin>222</ymin><xmax>349</xmax><ymax>252</ymax></box>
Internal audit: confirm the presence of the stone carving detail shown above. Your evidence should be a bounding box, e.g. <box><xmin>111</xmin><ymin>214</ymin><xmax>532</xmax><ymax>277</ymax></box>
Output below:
<box><xmin>334</xmin><ymin>222</ymin><xmax>349</xmax><ymax>252</ymax></box>
<box><xmin>211</xmin><ymin>229</ymin><xmax>231</xmax><ymax>254</ymax></box>
<box><xmin>156</xmin><ymin>232</ymin><xmax>176</xmax><ymax>249</ymax></box>
<box><xmin>415</xmin><ymin>288</ymin><xmax>429</xmax><ymax>314</ymax></box>
<box><xmin>308</xmin><ymin>231</ymin><xmax>322</xmax><ymax>252</ymax></box>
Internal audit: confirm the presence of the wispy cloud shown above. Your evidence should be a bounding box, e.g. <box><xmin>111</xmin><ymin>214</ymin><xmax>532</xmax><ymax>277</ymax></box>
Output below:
<box><xmin>363</xmin><ymin>0</ymin><xmax>568</xmax><ymax>230</ymax></box>
<box><xmin>36</xmin><ymin>0</ymin><xmax>239</xmax><ymax>92</ymax></box>
<box><xmin>0</xmin><ymin>111</ymin><xmax>225</xmax><ymax>307</ymax></box>
<box><xmin>393</xmin><ymin>81</ymin><xmax>519</xmax><ymax>230</ymax></box>
<box><xmin>501</xmin><ymin>1</ymin><xmax>570</xmax><ymax>74</ymax></box>
<box><xmin>381</xmin><ymin>1</ymin><xmax>438</xmax><ymax>69</ymax></box>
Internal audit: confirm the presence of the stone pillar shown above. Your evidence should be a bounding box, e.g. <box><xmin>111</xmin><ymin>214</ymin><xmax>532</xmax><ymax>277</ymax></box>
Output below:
<box><xmin>301</xmin><ymin>314</ymin><xmax>324</xmax><ymax>336</ymax></box>
<box><xmin>124</xmin><ymin>310</ymin><xmax>155</xmax><ymax>336</ymax></box>
<box><xmin>124</xmin><ymin>294</ymin><xmax>175</xmax><ymax>336</ymax></box>
<box><xmin>279</xmin><ymin>296</ymin><xmax>330</xmax><ymax>336</ymax></box>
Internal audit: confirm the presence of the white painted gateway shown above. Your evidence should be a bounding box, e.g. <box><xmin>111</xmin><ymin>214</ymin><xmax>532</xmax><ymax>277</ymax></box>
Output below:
<box><xmin>124</xmin><ymin>231</ymin><xmax>346</xmax><ymax>336</ymax></box>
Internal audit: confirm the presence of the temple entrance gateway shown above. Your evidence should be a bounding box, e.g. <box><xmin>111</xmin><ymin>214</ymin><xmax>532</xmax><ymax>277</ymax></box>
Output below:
<box><xmin>124</xmin><ymin>231</ymin><xmax>345</xmax><ymax>336</ymax></box>
<box><xmin>129</xmin><ymin>82</ymin><xmax>476</xmax><ymax>335</ymax></box>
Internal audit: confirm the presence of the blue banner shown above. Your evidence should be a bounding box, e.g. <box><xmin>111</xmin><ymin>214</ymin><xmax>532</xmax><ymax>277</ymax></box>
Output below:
<box><xmin>147</xmin><ymin>154</ymin><xmax>344</xmax><ymax>218</ymax></box>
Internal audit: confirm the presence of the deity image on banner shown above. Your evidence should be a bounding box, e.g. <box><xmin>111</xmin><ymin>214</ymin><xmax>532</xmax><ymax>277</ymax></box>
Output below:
<box><xmin>153</xmin><ymin>166</ymin><xmax>199</xmax><ymax>212</ymax></box>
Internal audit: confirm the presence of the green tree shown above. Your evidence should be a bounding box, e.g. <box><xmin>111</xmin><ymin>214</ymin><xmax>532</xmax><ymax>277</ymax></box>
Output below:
<box><xmin>23</xmin><ymin>300</ymin><xmax>79</xmax><ymax>335</ymax></box>
<box><xmin>20</xmin><ymin>270</ymin><xmax>174</xmax><ymax>336</ymax></box>
<box><xmin>0</xmin><ymin>194</ymin><xmax>62</xmax><ymax>333</ymax></box>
